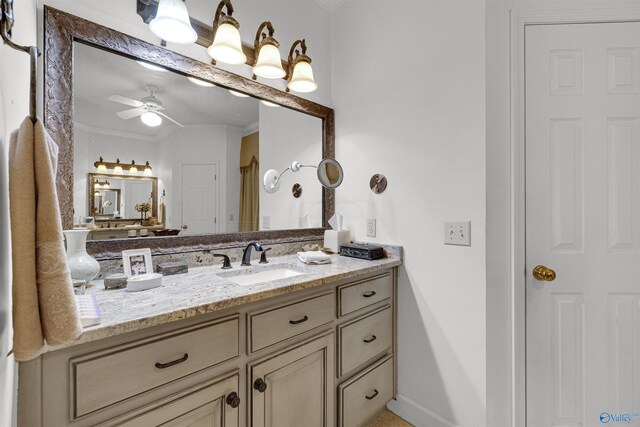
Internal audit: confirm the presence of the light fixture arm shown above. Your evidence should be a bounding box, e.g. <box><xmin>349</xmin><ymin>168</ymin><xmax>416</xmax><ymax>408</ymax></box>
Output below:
<box><xmin>254</xmin><ymin>21</ymin><xmax>276</xmax><ymax>52</ymax></box>
<box><xmin>272</xmin><ymin>160</ymin><xmax>316</xmax><ymax>187</ymax></box>
<box><xmin>212</xmin><ymin>0</ymin><xmax>237</xmax><ymax>33</ymax></box>
<box><xmin>287</xmin><ymin>39</ymin><xmax>308</xmax><ymax>73</ymax></box>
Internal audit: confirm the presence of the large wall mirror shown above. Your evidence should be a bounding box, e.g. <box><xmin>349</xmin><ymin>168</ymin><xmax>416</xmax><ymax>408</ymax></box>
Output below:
<box><xmin>44</xmin><ymin>7</ymin><xmax>335</xmax><ymax>246</ymax></box>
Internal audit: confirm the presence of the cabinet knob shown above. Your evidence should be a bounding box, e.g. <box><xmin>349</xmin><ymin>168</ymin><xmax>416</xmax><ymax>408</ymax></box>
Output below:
<box><xmin>253</xmin><ymin>378</ymin><xmax>268</xmax><ymax>393</ymax></box>
<box><xmin>226</xmin><ymin>392</ymin><xmax>241</xmax><ymax>408</ymax></box>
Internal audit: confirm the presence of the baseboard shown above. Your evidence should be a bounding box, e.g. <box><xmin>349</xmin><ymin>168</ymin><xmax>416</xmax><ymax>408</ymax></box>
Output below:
<box><xmin>387</xmin><ymin>394</ymin><xmax>459</xmax><ymax>427</ymax></box>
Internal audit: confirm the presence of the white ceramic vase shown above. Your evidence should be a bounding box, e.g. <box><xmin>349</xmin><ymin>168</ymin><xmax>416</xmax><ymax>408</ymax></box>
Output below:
<box><xmin>64</xmin><ymin>229</ymin><xmax>100</xmax><ymax>283</ymax></box>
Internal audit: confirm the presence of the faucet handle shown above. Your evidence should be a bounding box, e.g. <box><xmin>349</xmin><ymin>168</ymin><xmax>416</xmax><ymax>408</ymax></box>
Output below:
<box><xmin>259</xmin><ymin>248</ymin><xmax>272</xmax><ymax>264</ymax></box>
<box><xmin>213</xmin><ymin>254</ymin><xmax>232</xmax><ymax>269</ymax></box>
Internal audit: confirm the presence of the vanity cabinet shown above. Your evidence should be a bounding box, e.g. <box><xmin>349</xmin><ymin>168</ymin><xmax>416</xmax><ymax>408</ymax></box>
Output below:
<box><xmin>249</xmin><ymin>333</ymin><xmax>334</xmax><ymax>427</ymax></box>
<box><xmin>18</xmin><ymin>268</ymin><xmax>397</xmax><ymax>427</ymax></box>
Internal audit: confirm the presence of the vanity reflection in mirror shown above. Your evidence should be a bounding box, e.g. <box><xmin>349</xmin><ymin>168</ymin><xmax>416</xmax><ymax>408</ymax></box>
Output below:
<box><xmin>72</xmin><ymin>41</ymin><xmax>326</xmax><ymax>240</ymax></box>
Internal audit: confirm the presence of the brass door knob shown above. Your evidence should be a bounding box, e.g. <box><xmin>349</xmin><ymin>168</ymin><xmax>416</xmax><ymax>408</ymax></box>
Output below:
<box><xmin>182</xmin><ymin>224</ymin><xmax>188</xmax><ymax>230</ymax></box>
<box><xmin>532</xmin><ymin>265</ymin><xmax>556</xmax><ymax>282</ymax></box>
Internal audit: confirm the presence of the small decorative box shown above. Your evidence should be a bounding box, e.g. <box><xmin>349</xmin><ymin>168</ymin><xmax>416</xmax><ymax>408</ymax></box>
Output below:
<box><xmin>156</xmin><ymin>261</ymin><xmax>188</xmax><ymax>276</ymax></box>
<box><xmin>104</xmin><ymin>273</ymin><xmax>128</xmax><ymax>290</ymax></box>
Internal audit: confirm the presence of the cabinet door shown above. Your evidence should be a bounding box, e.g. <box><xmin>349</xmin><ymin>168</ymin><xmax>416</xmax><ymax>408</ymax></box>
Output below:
<box><xmin>105</xmin><ymin>373</ymin><xmax>239</xmax><ymax>427</ymax></box>
<box><xmin>249</xmin><ymin>333</ymin><xmax>334</xmax><ymax>427</ymax></box>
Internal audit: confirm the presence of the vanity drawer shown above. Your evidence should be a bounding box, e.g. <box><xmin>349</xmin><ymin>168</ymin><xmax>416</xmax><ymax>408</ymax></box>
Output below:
<box><xmin>338</xmin><ymin>306</ymin><xmax>392</xmax><ymax>377</ymax></box>
<box><xmin>71</xmin><ymin>316</ymin><xmax>239</xmax><ymax>419</ymax></box>
<box><xmin>249</xmin><ymin>292</ymin><xmax>334</xmax><ymax>352</ymax></box>
<box><xmin>338</xmin><ymin>272</ymin><xmax>392</xmax><ymax>317</ymax></box>
<box><xmin>338</xmin><ymin>355</ymin><xmax>394</xmax><ymax>427</ymax></box>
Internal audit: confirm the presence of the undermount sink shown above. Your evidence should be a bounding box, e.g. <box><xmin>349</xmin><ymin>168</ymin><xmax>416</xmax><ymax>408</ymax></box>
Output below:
<box><xmin>218</xmin><ymin>263</ymin><xmax>308</xmax><ymax>286</ymax></box>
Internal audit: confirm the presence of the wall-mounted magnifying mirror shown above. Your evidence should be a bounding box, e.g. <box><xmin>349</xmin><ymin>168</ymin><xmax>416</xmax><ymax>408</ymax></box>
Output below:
<box><xmin>317</xmin><ymin>158</ymin><xmax>343</xmax><ymax>189</ymax></box>
<box><xmin>263</xmin><ymin>158</ymin><xmax>343</xmax><ymax>193</ymax></box>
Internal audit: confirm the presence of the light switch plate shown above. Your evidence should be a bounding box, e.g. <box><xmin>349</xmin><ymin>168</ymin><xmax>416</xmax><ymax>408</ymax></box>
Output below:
<box><xmin>444</xmin><ymin>221</ymin><xmax>471</xmax><ymax>246</ymax></box>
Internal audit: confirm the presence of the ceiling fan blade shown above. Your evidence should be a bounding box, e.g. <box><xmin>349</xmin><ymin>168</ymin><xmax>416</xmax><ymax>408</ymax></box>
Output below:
<box><xmin>108</xmin><ymin>95</ymin><xmax>143</xmax><ymax>108</ymax></box>
<box><xmin>157</xmin><ymin>111</ymin><xmax>184</xmax><ymax>127</ymax></box>
<box><xmin>117</xmin><ymin>108</ymin><xmax>144</xmax><ymax>120</ymax></box>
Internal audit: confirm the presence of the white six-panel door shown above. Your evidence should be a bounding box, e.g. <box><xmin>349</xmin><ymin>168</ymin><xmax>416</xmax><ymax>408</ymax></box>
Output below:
<box><xmin>181</xmin><ymin>164</ymin><xmax>217</xmax><ymax>234</ymax></box>
<box><xmin>526</xmin><ymin>22</ymin><xmax>640</xmax><ymax>426</ymax></box>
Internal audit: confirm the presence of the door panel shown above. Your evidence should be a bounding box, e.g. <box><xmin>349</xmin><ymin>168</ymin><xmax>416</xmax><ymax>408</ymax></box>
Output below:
<box><xmin>526</xmin><ymin>22</ymin><xmax>640</xmax><ymax>426</ymax></box>
<box><xmin>181</xmin><ymin>164</ymin><xmax>217</xmax><ymax>234</ymax></box>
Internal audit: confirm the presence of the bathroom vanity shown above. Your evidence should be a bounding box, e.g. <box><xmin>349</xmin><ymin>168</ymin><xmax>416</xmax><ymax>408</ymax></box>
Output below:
<box><xmin>18</xmin><ymin>251</ymin><xmax>401</xmax><ymax>426</ymax></box>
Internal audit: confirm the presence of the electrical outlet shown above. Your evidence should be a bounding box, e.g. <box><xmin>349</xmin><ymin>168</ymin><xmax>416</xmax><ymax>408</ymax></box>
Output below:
<box><xmin>366</xmin><ymin>219</ymin><xmax>376</xmax><ymax>237</ymax></box>
<box><xmin>262</xmin><ymin>216</ymin><xmax>271</xmax><ymax>230</ymax></box>
<box><xmin>444</xmin><ymin>221</ymin><xmax>471</xmax><ymax>246</ymax></box>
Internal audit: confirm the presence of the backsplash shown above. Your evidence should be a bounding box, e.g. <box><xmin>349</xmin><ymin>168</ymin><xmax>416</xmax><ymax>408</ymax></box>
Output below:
<box><xmin>95</xmin><ymin>239</ymin><xmax>323</xmax><ymax>279</ymax></box>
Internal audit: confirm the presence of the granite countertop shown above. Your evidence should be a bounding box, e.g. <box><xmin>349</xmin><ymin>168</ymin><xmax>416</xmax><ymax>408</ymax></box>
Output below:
<box><xmin>57</xmin><ymin>246</ymin><xmax>402</xmax><ymax>350</ymax></box>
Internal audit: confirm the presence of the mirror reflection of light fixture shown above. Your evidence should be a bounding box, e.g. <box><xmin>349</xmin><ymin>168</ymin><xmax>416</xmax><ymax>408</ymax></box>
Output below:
<box><xmin>287</xmin><ymin>39</ymin><xmax>318</xmax><ymax>93</ymax></box>
<box><xmin>129</xmin><ymin>160</ymin><xmax>139</xmax><ymax>175</ymax></box>
<box><xmin>144</xmin><ymin>161</ymin><xmax>153</xmax><ymax>176</ymax></box>
<box><xmin>141</xmin><ymin>111</ymin><xmax>162</xmax><ymax>127</ymax></box>
<box><xmin>261</xmin><ymin>100</ymin><xmax>280</xmax><ymax>107</ymax></box>
<box><xmin>113</xmin><ymin>158</ymin><xmax>124</xmax><ymax>175</ymax></box>
<box><xmin>95</xmin><ymin>157</ymin><xmax>107</xmax><ymax>173</ymax></box>
<box><xmin>149</xmin><ymin>0</ymin><xmax>197</xmax><ymax>44</ymax></box>
<box><xmin>207</xmin><ymin>0</ymin><xmax>246</xmax><ymax>65</ymax></box>
<box><xmin>263</xmin><ymin>159</ymin><xmax>343</xmax><ymax>193</ymax></box>
<box><xmin>94</xmin><ymin>179</ymin><xmax>111</xmax><ymax>189</ymax></box>
<box><xmin>229</xmin><ymin>89</ymin><xmax>249</xmax><ymax>98</ymax></box>
<box><xmin>137</xmin><ymin>60</ymin><xmax>168</xmax><ymax>72</ymax></box>
<box><xmin>252</xmin><ymin>21</ymin><xmax>286</xmax><ymax>79</ymax></box>
<box><xmin>187</xmin><ymin>76</ymin><xmax>215</xmax><ymax>87</ymax></box>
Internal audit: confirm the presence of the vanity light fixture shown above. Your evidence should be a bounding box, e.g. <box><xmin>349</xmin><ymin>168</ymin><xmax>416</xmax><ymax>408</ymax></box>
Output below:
<box><xmin>187</xmin><ymin>76</ymin><xmax>215</xmax><ymax>87</ymax></box>
<box><xmin>144</xmin><ymin>161</ymin><xmax>153</xmax><ymax>176</ymax></box>
<box><xmin>286</xmin><ymin>39</ymin><xmax>317</xmax><ymax>93</ymax></box>
<box><xmin>141</xmin><ymin>111</ymin><xmax>162</xmax><ymax>127</ymax></box>
<box><xmin>149</xmin><ymin>0</ymin><xmax>197</xmax><ymax>44</ymax></box>
<box><xmin>94</xmin><ymin>180</ymin><xmax>110</xmax><ymax>189</ymax></box>
<box><xmin>207</xmin><ymin>0</ymin><xmax>246</xmax><ymax>65</ymax></box>
<box><xmin>129</xmin><ymin>160</ymin><xmax>139</xmax><ymax>175</ymax></box>
<box><xmin>229</xmin><ymin>89</ymin><xmax>249</xmax><ymax>98</ymax></box>
<box><xmin>95</xmin><ymin>157</ymin><xmax>108</xmax><ymax>173</ymax></box>
<box><xmin>252</xmin><ymin>21</ymin><xmax>286</xmax><ymax>79</ymax></box>
<box><xmin>113</xmin><ymin>159</ymin><xmax>124</xmax><ymax>175</ymax></box>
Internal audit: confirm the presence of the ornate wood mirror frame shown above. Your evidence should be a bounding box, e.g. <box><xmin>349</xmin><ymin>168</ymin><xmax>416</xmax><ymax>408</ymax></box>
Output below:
<box><xmin>44</xmin><ymin>6</ymin><xmax>334</xmax><ymax>257</ymax></box>
<box><xmin>88</xmin><ymin>173</ymin><xmax>158</xmax><ymax>220</ymax></box>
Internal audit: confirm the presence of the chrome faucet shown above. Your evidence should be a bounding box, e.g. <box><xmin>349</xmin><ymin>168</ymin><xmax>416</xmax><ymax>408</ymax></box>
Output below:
<box><xmin>241</xmin><ymin>242</ymin><xmax>263</xmax><ymax>266</ymax></box>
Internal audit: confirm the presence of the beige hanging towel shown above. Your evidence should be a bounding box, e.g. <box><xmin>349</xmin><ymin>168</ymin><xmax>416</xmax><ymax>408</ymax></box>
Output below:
<box><xmin>9</xmin><ymin>117</ymin><xmax>82</xmax><ymax>361</ymax></box>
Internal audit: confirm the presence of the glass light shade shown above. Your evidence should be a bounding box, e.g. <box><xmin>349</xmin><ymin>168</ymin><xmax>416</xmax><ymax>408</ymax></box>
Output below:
<box><xmin>96</xmin><ymin>164</ymin><xmax>107</xmax><ymax>173</ymax></box>
<box><xmin>144</xmin><ymin>166</ymin><xmax>153</xmax><ymax>176</ymax></box>
<box><xmin>187</xmin><ymin>76</ymin><xmax>215</xmax><ymax>87</ymax></box>
<box><xmin>94</xmin><ymin>182</ymin><xmax>100</xmax><ymax>189</ymax></box>
<box><xmin>261</xmin><ymin>100</ymin><xmax>279</xmax><ymax>107</ymax></box>
<box><xmin>149</xmin><ymin>0</ymin><xmax>197</xmax><ymax>44</ymax></box>
<box><xmin>288</xmin><ymin>60</ymin><xmax>318</xmax><ymax>93</ymax></box>
<box><xmin>229</xmin><ymin>90</ymin><xmax>249</xmax><ymax>98</ymax></box>
<box><xmin>129</xmin><ymin>166</ymin><xmax>139</xmax><ymax>175</ymax></box>
<box><xmin>103</xmin><ymin>182</ymin><xmax>110</xmax><ymax>189</ymax></box>
<box><xmin>141</xmin><ymin>111</ymin><xmax>162</xmax><ymax>127</ymax></box>
<box><xmin>137</xmin><ymin>60</ymin><xmax>168</xmax><ymax>72</ymax></box>
<box><xmin>94</xmin><ymin>191</ymin><xmax>101</xmax><ymax>197</ymax></box>
<box><xmin>207</xmin><ymin>23</ymin><xmax>247</xmax><ymax>65</ymax></box>
<box><xmin>253</xmin><ymin>43</ymin><xmax>286</xmax><ymax>79</ymax></box>
<box><xmin>113</xmin><ymin>165</ymin><xmax>124</xmax><ymax>175</ymax></box>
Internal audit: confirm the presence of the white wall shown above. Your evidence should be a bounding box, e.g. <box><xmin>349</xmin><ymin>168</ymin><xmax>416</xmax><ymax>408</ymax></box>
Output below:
<box><xmin>259</xmin><ymin>104</ymin><xmax>324</xmax><ymax>230</ymax></box>
<box><xmin>0</xmin><ymin>1</ymin><xmax>37</xmax><ymax>424</ymax></box>
<box><xmin>331</xmin><ymin>1</ymin><xmax>486</xmax><ymax>426</ymax></box>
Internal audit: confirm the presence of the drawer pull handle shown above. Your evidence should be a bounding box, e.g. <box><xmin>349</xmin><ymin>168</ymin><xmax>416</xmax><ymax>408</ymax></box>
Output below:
<box><xmin>365</xmin><ymin>389</ymin><xmax>379</xmax><ymax>400</ymax></box>
<box><xmin>254</xmin><ymin>378</ymin><xmax>268</xmax><ymax>393</ymax></box>
<box><xmin>363</xmin><ymin>335</ymin><xmax>377</xmax><ymax>343</ymax></box>
<box><xmin>226</xmin><ymin>392</ymin><xmax>241</xmax><ymax>408</ymax></box>
<box><xmin>155</xmin><ymin>353</ymin><xmax>189</xmax><ymax>369</ymax></box>
<box><xmin>289</xmin><ymin>315</ymin><xmax>309</xmax><ymax>325</ymax></box>
<box><xmin>363</xmin><ymin>291</ymin><xmax>377</xmax><ymax>298</ymax></box>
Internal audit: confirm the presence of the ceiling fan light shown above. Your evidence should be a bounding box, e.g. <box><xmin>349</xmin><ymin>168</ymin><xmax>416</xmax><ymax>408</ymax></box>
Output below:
<box><xmin>149</xmin><ymin>0</ymin><xmax>197</xmax><ymax>44</ymax></box>
<box><xmin>253</xmin><ymin>43</ymin><xmax>286</xmax><ymax>79</ymax></box>
<box><xmin>207</xmin><ymin>22</ymin><xmax>246</xmax><ymax>65</ymax></box>
<box><xmin>141</xmin><ymin>111</ymin><xmax>162</xmax><ymax>127</ymax></box>
<box><xmin>288</xmin><ymin>60</ymin><xmax>318</xmax><ymax>93</ymax></box>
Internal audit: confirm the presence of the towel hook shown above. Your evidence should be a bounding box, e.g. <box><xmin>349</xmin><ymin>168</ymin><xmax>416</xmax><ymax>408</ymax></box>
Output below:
<box><xmin>1</xmin><ymin>0</ymin><xmax>40</xmax><ymax>122</ymax></box>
